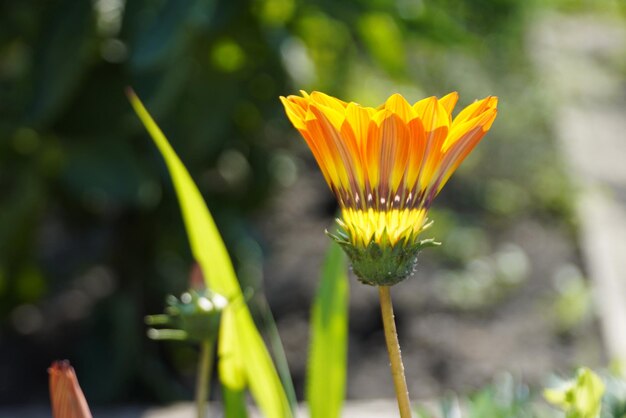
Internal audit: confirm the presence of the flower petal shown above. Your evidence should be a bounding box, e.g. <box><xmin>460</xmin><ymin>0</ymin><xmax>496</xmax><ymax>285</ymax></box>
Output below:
<box><xmin>384</xmin><ymin>93</ymin><xmax>416</xmax><ymax>122</ymax></box>
<box><xmin>309</xmin><ymin>91</ymin><xmax>348</xmax><ymax>112</ymax></box>
<box><xmin>452</xmin><ymin>96</ymin><xmax>498</xmax><ymax>127</ymax></box>
<box><xmin>377</xmin><ymin>112</ymin><xmax>411</xmax><ymax>203</ymax></box>
<box><xmin>309</xmin><ymin>102</ymin><xmax>345</xmax><ymax>131</ymax></box>
<box><xmin>344</xmin><ymin>102</ymin><xmax>374</xmax><ymax>147</ymax></box>
<box><xmin>280</xmin><ymin>96</ymin><xmax>308</xmax><ymax>129</ymax></box>
<box><xmin>414</xmin><ymin>97</ymin><xmax>449</xmax><ymax>195</ymax></box>
<box><xmin>308</xmin><ymin>105</ymin><xmax>363</xmax><ymax>205</ymax></box>
<box><xmin>439</xmin><ymin>91</ymin><xmax>459</xmax><ymax>117</ymax></box>
<box><xmin>434</xmin><ymin>107</ymin><xmax>498</xmax><ymax>193</ymax></box>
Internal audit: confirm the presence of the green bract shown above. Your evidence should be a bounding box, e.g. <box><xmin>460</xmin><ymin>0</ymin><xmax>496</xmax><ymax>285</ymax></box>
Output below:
<box><xmin>328</xmin><ymin>226</ymin><xmax>440</xmax><ymax>286</ymax></box>
<box><xmin>145</xmin><ymin>289</ymin><xmax>227</xmax><ymax>343</ymax></box>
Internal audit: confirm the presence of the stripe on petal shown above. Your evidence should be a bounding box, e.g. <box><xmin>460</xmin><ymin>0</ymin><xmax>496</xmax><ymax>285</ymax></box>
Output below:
<box><xmin>377</xmin><ymin>112</ymin><xmax>410</xmax><ymax>205</ymax></box>
<box><xmin>304</xmin><ymin>108</ymin><xmax>345</xmax><ymax>191</ymax></box>
<box><xmin>309</xmin><ymin>105</ymin><xmax>362</xmax><ymax>205</ymax></box>
<box><xmin>415</xmin><ymin>98</ymin><xmax>449</xmax><ymax>195</ymax></box>
<box><xmin>405</xmin><ymin>116</ymin><xmax>427</xmax><ymax>200</ymax></box>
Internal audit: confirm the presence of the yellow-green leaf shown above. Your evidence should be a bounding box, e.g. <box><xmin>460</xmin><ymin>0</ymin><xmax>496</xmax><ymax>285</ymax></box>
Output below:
<box><xmin>127</xmin><ymin>90</ymin><xmax>292</xmax><ymax>418</ymax></box>
<box><xmin>223</xmin><ymin>386</ymin><xmax>248</xmax><ymax>418</ymax></box>
<box><xmin>218</xmin><ymin>307</ymin><xmax>246</xmax><ymax>389</ymax></box>
<box><xmin>307</xmin><ymin>242</ymin><xmax>349</xmax><ymax>418</ymax></box>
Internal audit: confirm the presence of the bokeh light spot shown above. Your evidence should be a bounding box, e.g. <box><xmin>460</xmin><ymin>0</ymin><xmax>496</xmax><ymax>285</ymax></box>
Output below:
<box><xmin>211</xmin><ymin>39</ymin><xmax>246</xmax><ymax>73</ymax></box>
<box><xmin>11</xmin><ymin>304</ymin><xmax>43</xmax><ymax>335</ymax></box>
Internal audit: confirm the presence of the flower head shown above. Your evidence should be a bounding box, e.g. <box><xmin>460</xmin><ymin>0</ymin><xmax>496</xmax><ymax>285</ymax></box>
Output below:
<box><xmin>281</xmin><ymin>91</ymin><xmax>497</xmax><ymax>285</ymax></box>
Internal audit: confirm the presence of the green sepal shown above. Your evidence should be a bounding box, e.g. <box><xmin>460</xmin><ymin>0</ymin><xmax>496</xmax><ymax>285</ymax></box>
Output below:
<box><xmin>145</xmin><ymin>289</ymin><xmax>228</xmax><ymax>343</ymax></box>
<box><xmin>327</xmin><ymin>227</ymin><xmax>440</xmax><ymax>286</ymax></box>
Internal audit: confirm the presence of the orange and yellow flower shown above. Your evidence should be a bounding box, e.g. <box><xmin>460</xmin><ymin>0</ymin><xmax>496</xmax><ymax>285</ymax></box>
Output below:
<box><xmin>281</xmin><ymin>91</ymin><xmax>497</xmax><ymax>284</ymax></box>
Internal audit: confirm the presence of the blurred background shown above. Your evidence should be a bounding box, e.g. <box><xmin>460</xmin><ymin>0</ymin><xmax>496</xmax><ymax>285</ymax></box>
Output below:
<box><xmin>1</xmin><ymin>0</ymin><xmax>625</xmax><ymax>409</ymax></box>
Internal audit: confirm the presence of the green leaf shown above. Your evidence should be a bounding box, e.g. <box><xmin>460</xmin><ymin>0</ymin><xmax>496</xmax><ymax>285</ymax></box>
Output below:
<box><xmin>127</xmin><ymin>90</ymin><xmax>292</xmax><ymax>418</ymax></box>
<box><xmin>223</xmin><ymin>386</ymin><xmax>249</xmax><ymax>418</ymax></box>
<box><xmin>307</xmin><ymin>242</ymin><xmax>349</xmax><ymax>418</ymax></box>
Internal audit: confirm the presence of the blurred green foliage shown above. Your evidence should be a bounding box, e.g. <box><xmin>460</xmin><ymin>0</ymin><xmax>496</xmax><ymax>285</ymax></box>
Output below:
<box><xmin>0</xmin><ymin>0</ymin><xmax>618</xmax><ymax>406</ymax></box>
<box><xmin>417</xmin><ymin>369</ymin><xmax>626</xmax><ymax>418</ymax></box>
<box><xmin>416</xmin><ymin>374</ymin><xmax>550</xmax><ymax>418</ymax></box>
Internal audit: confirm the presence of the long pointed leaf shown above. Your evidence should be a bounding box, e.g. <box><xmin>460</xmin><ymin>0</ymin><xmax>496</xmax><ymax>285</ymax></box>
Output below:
<box><xmin>127</xmin><ymin>90</ymin><xmax>292</xmax><ymax>418</ymax></box>
<box><xmin>307</xmin><ymin>242</ymin><xmax>349</xmax><ymax>418</ymax></box>
<box><xmin>223</xmin><ymin>385</ymin><xmax>249</xmax><ymax>418</ymax></box>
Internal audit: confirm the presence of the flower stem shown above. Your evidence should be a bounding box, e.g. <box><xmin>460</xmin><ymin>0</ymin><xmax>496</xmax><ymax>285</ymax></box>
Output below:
<box><xmin>379</xmin><ymin>285</ymin><xmax>412</xmax><ymax>418</ymax></box>
<box><xmin>196</xmin><ymin>338</ymin><xmax>215</xmax><ymax>418</ymax></box>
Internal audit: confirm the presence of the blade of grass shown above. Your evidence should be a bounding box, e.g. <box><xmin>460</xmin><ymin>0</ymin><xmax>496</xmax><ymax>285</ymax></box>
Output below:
<box><xmin>307</xmin><ymin>242</ymin><xmax>349</xmax><ymax>418</ymax></box>
<box><xmin>253</xmin><ymin>293</ymin><xmax>299</xmax><ymax>412</ymax></box>
<box><xmin>127</xmin><ymin>89</ymin><xmax>292</xmax><ymax>418</ymax></box>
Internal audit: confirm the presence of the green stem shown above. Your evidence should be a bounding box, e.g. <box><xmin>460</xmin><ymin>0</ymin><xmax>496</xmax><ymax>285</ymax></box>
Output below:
<box><xmin>379</xmin><ymin>286</ymin><xmax>412</xmax><ymax>418</ymax></box>
<box><xmin>196</xmin><ymin>339</ymin><xmax>215</xmax><ymax>418</ymax></box>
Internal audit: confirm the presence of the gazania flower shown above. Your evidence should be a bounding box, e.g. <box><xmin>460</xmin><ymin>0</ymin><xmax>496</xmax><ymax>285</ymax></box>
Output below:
<box><xmin>281</xmin><ymin>91</ymin><xmax>497</xmax><ymax>285</ymax></box>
